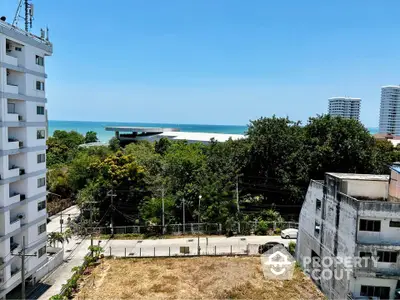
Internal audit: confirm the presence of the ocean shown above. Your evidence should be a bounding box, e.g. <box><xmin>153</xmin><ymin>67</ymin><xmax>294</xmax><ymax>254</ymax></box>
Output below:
<box><xmin>48</xmin><ymin>120</ymin><xmax>379</xmax><ymax>143</ymax></box>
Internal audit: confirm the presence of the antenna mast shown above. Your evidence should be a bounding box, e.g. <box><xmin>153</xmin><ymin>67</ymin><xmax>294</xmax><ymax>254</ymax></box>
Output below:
<box><xmin>12</xmin><ymin>0</ymin><xmax>34</xmax><ymax>32</ymax></box>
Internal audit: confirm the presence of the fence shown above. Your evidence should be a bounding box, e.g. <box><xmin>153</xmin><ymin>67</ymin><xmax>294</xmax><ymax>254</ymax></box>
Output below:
<box><xmin>103</xmin><ymin>243</ymin><xmax>257</xmax><ymax>258</ymax></box>
<box><xmin>81</xmin><ymin>221</ymin><xmax>298</xmax><ymax>236</ymax></box>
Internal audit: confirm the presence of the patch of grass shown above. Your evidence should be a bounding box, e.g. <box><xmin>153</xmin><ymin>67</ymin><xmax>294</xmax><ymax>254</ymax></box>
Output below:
<box><xmin>75</xmin><ymin>256</ymin><xmax>324</xmax><ymax>300</ymax></box>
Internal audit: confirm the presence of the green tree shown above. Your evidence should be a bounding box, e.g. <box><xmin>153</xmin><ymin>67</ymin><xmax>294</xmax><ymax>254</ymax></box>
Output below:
<box><xmin>109</xmin><ymin>137</ymin><xmax>120</xmax><ymax>152</ymax></box>
<box><xmin>304</xmin><ymin>115</ymin><xmax>375</xmax><ymax>179</ymax></box>
<box><xmin>84</xmin><ymin>131</ymin><xmax>98</xmax><ymax>143</ymax></box>
<box><xmin>139</xmin><ymin>196</ymin><xmax>175</xmax><ymax>225</ymax></box>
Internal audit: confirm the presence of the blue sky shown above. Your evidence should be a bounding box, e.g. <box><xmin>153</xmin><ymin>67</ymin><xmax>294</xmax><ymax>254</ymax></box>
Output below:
<box><xmin>2</xmin><ymin>0</ymin><xmax>400</xmax><ymax>126</ymax></box>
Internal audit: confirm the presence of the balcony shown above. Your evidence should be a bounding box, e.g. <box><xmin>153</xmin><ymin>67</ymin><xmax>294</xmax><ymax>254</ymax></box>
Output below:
<box><xmin>8</xmin><ymin>219</ymin><xmax>20</xmax><ymax>233</ymax></box>
<box><xmin>4</xmin><ymin>83</ymin><xmax>18</xmax><ymax>94</ymax></box>
<box><xmin>4</xmin><ymin>53</ymin><xmax>17</xmax><ymax>66</ymax></box>
<box><xmin>5</xmin><ymin>112</ymin><xmax>19</xmax><ymax>122</ymax></box>
<box><xmin>7</xmin><ymin>165</ymin><xmax>19</xmax><ymax>178</ymax></box>
<box><xmin>8</xmin><ymin>192</ymin><xmax>20</xmax><ymax>206</ymax></box>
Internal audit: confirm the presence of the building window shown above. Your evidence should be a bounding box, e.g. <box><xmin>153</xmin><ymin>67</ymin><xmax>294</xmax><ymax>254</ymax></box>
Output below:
<box><xmin>38</xmin><ymin>246</ymin><xmax>46</xmax><ymax>258</ymax></box>
<box><xmin>389</xmin><ymin>220</ymin><xmax>400</xmax><ymax>228</ymax></box>
<box><xmin>359</xmin><ymin>252</ymin><xmax>372</xmax><ymax>258</ymax></box>
<box><xmin>377</xmin><ymin>251</ymin><xmax>398</xmax><ymax>263</ymax></box>
<box><xmin>360</xmin><ymin>285</ymin><xmax>390</xmax><ymax>299</ymax></box>
<box><xmin>359</xmin><ymin>219</ymin><xmax>381</xmax><ymax>232</ymax></box>
<box><xmin>37</xmin><ymin>200</ymin><xmax>46</xmax><ymax>211</ymax></box>
<box><xmin>15</xmin><ymin>47</ymin><xmax>22</xmax><ymax>52</ymax></box>
<box><xmin>37</xmin><ymin>129</ymin><xmax>45</xmax><ymax>139</ymax></box>
<box><xmin>316</xmin><ymin>199</ymin><xmax>321</xmax><ymax>211</ymax></box>
<box><xmin>37</xmin><ymin>106</ymin><xmax>45</xmax><ymax>115</ymax></box>
<box><xmin>314</xmin><ymin>221</ymin><xmax>320</xmax><ymax>236</ymax></box>
<box><xmin>36</xmin><ymin>81</ymin><xmax>45</xmax><ymax>91</ymax></box>
<box><xmin>38</xmin><ymin>223</ymin><xmax>46</xmax><ymax>235</ymax></box>
<box><xmin>35</xmin><ymin>55</ymin><xmax>44</xmax><ymax>66</ymax></box>
<box><xmin>37</xmin><ymin>153</ymin><xmax>45</xmax><ymax>163</ymax></box>
<box><xmin>37</xmin><ymin>177</ymin><xmax>46</xmax><ymax>188</ymax></box>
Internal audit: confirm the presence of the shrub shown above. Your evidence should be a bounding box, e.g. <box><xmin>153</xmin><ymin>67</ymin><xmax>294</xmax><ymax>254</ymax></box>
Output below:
<box><xmin>255</xmin><ymin>220</ymin><xmax>269</xmax><ymax>235</ymax></box>
<box><xmin>288</xmin><ymin>241</ymin><xmax>296</xmax><ymax>255</ymax></box>
<box><xmin>274</xmin><ymin>228</ymin><xmax>281</xmax><ymax>235</ymax></box>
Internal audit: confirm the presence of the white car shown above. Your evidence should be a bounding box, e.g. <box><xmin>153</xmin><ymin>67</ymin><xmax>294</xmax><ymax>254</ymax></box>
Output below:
<box><xmin>281</xmin><ymin>228</ymin><xmax>298</xmax><ymax>239</ymax></box>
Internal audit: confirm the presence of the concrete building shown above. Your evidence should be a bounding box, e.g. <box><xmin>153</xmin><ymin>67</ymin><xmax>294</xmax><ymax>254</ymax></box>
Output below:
<box><xmin>328</xmin><ymin>97</ymin><xmax>361</xmax><ymax>120</ymax></box>
<box><xmin>0</xmin><ymin>20</ymin><xmax>52</xmax><ymax>298</ymax></box>
<box><xmin>296</xmin><ymin>172</ymin><xmax>400</xmax><ymax>299</ymax></box>
<box><xmin>379</xmin><ymin>85</ymin><xmax>400</xmax><ymax>135</ymax></box>
<box><xmin>105</xmin><ymin>126</ymin><xmax>246</xmax><ymax>145</ymax></box>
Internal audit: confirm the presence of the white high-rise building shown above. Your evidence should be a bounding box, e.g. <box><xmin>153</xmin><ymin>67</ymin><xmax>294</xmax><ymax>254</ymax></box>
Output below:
<box><xmin>0</xmin><ymin>20</ymin><xmax>52</xmax><ymax>298</ymax></box>
<box><xmin>328</xmin><ymin>97</ymin><xmax>361</xmax><ymax>120</ymax></box>
<box><xmin>379</xmin><ymin>85</ymin><xmax>400</xmax><ymax>135</ymax></box>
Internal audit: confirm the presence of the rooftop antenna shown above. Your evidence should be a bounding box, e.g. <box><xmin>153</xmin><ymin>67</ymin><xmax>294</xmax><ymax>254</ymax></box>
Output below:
<box><xmin>12</xmin><ymin>0</ymin><xmax>34</xmax><ymax>32</ymax></box>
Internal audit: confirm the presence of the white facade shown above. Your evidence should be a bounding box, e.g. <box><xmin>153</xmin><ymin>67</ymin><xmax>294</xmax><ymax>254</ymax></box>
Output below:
<box><xmin>0</xmin><ymin>21</ymin><xmax>52</xmax><ymax>299</ymax></box>
<box><xmin>328</xmin><ymin>97</ymin><xmax>361</xmax><ymax>120</ymax></box>
<box><xmin>379</xmin><ymin>86</ymin><xmax>400</xmax><ymax>135</ymax></box>
<box><xmin>296</xmin><ymin>173</ymin><xmax>400</xmax><ymax>300</ymax></box>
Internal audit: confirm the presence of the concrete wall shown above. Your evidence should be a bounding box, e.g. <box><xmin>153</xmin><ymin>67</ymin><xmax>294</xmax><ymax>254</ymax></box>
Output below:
<box><xmin>342</xmin><ymin>179</ymin><xmax>388</xmax><ymax>200</ymax></box>
<box><xmin>35</xmin><ymin>248</ymin><xmax>63</xmax><ymax>282</ymax></box>
<box><xmin>389</xmin><ymin>169</ymin><xmax>400</xmax><ymax>202</ymax></box>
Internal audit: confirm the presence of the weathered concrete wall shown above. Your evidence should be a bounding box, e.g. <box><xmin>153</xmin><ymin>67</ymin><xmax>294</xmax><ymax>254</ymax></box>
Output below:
<box><xmin>343</xmin><ymin>179</ymin><xmax>388</xmax><ymax>200</ymax></box>
<box><xmin>349</xmin><ymin>277</ymin><xmax>398</xmax><ymax>299</ymax></box>
<box><xmin>389</xmin><ymin>169</ymin><xmax>400</xmax><ymax>202</ymax></box>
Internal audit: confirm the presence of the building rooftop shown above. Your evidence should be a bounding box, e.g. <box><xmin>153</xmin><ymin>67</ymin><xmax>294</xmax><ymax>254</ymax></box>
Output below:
<box><xmin>156</xmin><ymin>131</ymin><xmax>245</xmax><ymax>143</ymax></box>
<box><xmin>328</xmin><ymin>97</ymin><xmax>361</xmax><ymax>100</ymax></box>
<box><xmin>326</xmin><ymin>172</ymin><xmax>389</xmax><ymax>181</ymax></box>
<box><xmin>105</xmin><ymin>126</ymin><xmax>180</xmax><ymax>133</ymax></box>
<box><xmin>382</xmin><ymin>85</ymin><xmax>400</xmax><ymax>89</ymax></box>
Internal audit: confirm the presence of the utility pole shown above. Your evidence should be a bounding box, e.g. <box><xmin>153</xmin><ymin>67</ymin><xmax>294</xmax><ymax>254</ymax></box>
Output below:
<box><xmin>107</xmin><ymin>189</ymin><xmax>116</xmax><ymax>237</ymax></box>
<box><xmin>182</xmin><ymin>198</ymin><xmax>185</xmax><ymax>234</ymax></box>
<box><xmin>198</xmin><ymin>195</ymin><xmax>202</xmax><ymax>256</ymax></box>
<box><xmin>161</xmin><ymin>187</ymin><xmax>165</xmax><ymax>235</ymax></box>
<box><xmin>12</xmin><ymin>236</ymin><xmax>36</xmax><ymax>300</ymax></box>
<box><xmin>83</xmin><ymin>201</ymin><xmax>96</xmax><ymax>256</ymax></box>
<box><xmin>236</xmin><ymin>175</ymin><xmax>241</xmax><ymax>234</ymax></box>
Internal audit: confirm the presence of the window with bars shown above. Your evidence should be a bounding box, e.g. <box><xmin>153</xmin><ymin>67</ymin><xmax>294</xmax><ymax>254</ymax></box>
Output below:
<box><xmin>36</xmin><ymin>81</ymin><xmax>45</xmax><ymax>91</ymax></box>
<box><xmin>377</xmin><ymin>251</ymin><xmax>398</xmax><ymax>263</ymax></box>
<box><xmin>37</xmin><ymin>200</ymin><xmax>46</xmax><ymax>211</ymax></box>
<box><xmin>37</xmin><ymin>177</ymin><xmax>45</xmax><ymax>188</ymax></box>
<box><xmin>359</xmin><ymin>219</ymin><xmax>381</xmax><ymax>232</ymax></box>
<box><xmin>37</xmin><ymin>106</ymin><xmax>45</xmax><ymax>115</ymax></box>
<box><xmin>38</xmin><ymin>223</ymin><xmax>46</xmax><ymax>235</ymax></box>
<box><xmin>38</xmin><ymin>246</ymin><xmax>46</xmax><ymax>258</ymax></box>
<box><xmin>37</xmin><ymin>154</ymin><xmax>45</xmax><ymax>163</ymax></box>
<box><xmin>360</xmin><ymin>285</ymin><xmax>390</xmax><ymax>299</ymax></box>
<box><xmin>37</xmin><ymin>129</ymin><xmax>45</xmax><ymax>139</ymax></box>
<box><xmin>36</xmin><ymin>55</ymin><xmax>44</xmax><ymax>66</ymax></box>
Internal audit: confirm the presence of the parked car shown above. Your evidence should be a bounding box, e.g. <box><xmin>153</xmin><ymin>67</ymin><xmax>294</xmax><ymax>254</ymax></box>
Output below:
<box><xmin>281</xmin><ymin>228</ymin><xmax>298</xmax><ymax>239</ymax></box>
<box><xmin>258</xmin><ymin>241</ymin><xmax>284</xmax><ymax>254</ymax></box>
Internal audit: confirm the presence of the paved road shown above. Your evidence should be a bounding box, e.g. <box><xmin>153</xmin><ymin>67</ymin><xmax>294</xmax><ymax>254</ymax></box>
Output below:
<box><xmin>100</xmin><ymin>235</ymin><xmax>295</xmax><ymax>257</ymax></box>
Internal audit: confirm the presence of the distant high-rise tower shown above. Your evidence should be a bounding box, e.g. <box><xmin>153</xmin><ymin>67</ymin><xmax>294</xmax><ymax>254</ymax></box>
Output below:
<box><xmin>379</xmin><ymin>86</ymin><xmax>400</xmax><ymax>135</ymax></box>
<box><xmin>328</xmin><ymin>97</ymin><xmax>361</xmax><ymax>120</ymax></box>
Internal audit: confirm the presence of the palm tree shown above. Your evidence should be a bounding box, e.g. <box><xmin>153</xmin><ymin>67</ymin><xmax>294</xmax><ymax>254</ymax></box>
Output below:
<box><xmin>48</xmin><ymin>229</ymin><xmax>73</xmax><ymax>248</ymax></box>
<box><xmin>48</xmin><ymin>232</ymin><xmax>64</xmax><ymax>247</ymax></box>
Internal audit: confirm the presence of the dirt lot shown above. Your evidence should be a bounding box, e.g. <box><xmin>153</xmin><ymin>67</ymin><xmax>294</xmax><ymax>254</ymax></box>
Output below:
<box><xmin>75</xmin><ymin>257</ymin><xmax>324</xmax><ymax>300</ymax></box>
